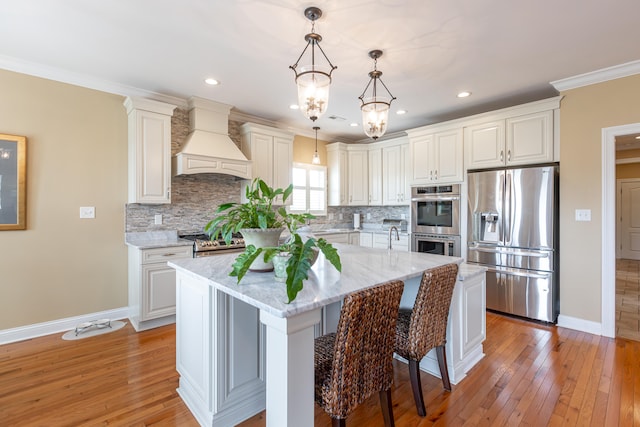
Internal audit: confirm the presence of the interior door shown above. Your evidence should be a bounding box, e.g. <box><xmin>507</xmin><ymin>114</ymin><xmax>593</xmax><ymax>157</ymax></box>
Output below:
<box><xmin>619</xmin><ymin>180</ymin><xmax>640</xmax><ymax>260</ymax></box>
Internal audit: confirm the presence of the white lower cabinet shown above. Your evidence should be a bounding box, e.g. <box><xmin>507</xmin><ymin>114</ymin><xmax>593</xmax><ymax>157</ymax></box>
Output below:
<box><xmin>128</xmin><ymin>245</ymin><xmax>192</xmax><ymax>331</ymax></box>
<box><xmin>360</xmin><ymin>231</ymin><xmax>409</xmax><ymax>251</ymax></box>
<box><xmin>176</xmin><ymin>274</ymin><xmax>266</xmax><ymax>427</ymax></box>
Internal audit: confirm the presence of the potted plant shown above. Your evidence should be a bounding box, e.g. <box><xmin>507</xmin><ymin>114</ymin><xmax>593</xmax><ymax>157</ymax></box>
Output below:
<box><xmin>205</xmin><ymin>178</ymin><xmax>341</xmax><ymax>302</ymax></box>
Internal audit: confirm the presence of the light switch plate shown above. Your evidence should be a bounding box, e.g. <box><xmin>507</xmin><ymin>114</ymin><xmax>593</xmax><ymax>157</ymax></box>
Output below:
<box><xmin>80</xmin><ymin>206</ymin><xmax>95</xmax><ymax>219</ymax></box>
<box><xmin>575</xmin><ymin>209</ymin><xmax>591</xmax><ymax>221</ymax></box>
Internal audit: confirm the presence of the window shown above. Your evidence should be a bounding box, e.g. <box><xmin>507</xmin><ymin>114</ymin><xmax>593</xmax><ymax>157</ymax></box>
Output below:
<box><xmin>290</xmin><ymin>162</ymin><xmax>327</xmax><ymax>216</ymax></box>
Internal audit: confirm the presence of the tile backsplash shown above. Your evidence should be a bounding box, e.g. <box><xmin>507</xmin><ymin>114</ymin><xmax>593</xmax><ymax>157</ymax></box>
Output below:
<box><xmin>124</xmin><ymin>109</ymin><xmax>410</xmax><ymax>233</ymax></box>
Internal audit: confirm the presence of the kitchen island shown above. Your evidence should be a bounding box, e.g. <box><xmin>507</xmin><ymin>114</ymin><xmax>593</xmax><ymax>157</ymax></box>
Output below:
<box><xmin>168</xmin><ymin>244</ymin><xmax>486</xmax><ymax>427</ymax></box>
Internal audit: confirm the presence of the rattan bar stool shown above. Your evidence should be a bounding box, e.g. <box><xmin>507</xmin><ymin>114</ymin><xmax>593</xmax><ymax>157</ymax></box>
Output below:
<box><xmin>314</xmin><ymin>280</ymin><xmax>405</xmax><ymax>427</ymax></box>
<box><xmin>394</xmin><ymin>263</ymin><xmax>459</xmax><ymax>416</ymax></box>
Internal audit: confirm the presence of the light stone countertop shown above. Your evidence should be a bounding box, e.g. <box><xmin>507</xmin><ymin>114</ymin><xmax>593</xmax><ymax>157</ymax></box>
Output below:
<box><xmin>168</xmin><ymin>243</ymin><xmax>467</xmax><ymax>318</ymax></box>
<box><xmin>125</xmin><ymin>231</ymin><xmax>193</xmax><ymax>249</ymax></box>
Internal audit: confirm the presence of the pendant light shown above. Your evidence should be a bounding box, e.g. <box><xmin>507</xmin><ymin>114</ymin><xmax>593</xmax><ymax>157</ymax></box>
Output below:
<box><xmin>358</xmin><ymin>50</ymin><xmax>396</xmax><ymax>140</ymax></box>
<box><xmin>289</xmin><ymin>6</ymin><xmax>337</xmax><ymax>122</ymax></box>
<box><xmin>312</xmin><ymin>126</ymin><xmax>321</xmax><ymax>164</ymax></box>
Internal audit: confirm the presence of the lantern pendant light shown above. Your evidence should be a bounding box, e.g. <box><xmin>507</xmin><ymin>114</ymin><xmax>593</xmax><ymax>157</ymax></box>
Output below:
<box><xmin>312</xmin><ymin>126</ymin><xmax>321</xmax><ymax>164</ymax></box>
<box><xmin>289</xmin><ymin>7</ymin><xmax>337</xmax><ymax>122</ymax></box>
<box><xmin>358</xmin><ymin>50</ymin><xmax>396</xmax><ymax>140</ymax></box>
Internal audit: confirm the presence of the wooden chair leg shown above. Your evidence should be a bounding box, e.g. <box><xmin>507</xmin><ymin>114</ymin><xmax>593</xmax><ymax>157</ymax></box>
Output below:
<box><xmin>408</xmin><ymin>359</ymin><xmax>427</xmax><ymax>416</ymax></box>
<box><xmin>436</xmin><ymin>345</ymin><xmax>452</xmax><ymax>391</ymax></box>
<box><xmin>378</xmin><ymin>388</ymin><xmax>395</xmax><ymax>427</ymax></box>
<box><xmin>332</xmin><ymin>417</ymin><xmax>346</xmax><ymax>427</ymax></box>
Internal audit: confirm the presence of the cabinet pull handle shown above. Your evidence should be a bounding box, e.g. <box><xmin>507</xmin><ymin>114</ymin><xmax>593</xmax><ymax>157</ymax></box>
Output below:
<box><xmin>163</xmin><ymin>253</ymin><xmax>176</xmax><ymax>257</ymax></box>
<box><xmin>507</xmin><ymin>150</ymin><xmax>511</xmax><ymax>162</ymax></box>
<box><xmin>500</xmin><ymin>150</ymin><xmax>504</xmax><ymax>162</ymax></box>
<box><xmin>434</xmin><ymin>170</ymin><xmax>438</xmax><ymax>180</ymax></box>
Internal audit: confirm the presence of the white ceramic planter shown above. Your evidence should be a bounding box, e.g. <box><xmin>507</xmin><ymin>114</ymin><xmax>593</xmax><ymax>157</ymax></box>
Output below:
<box><xmin>240</xmin><ymin>227</ymin><xmax>284</xmax><ymax>271</ymax></box>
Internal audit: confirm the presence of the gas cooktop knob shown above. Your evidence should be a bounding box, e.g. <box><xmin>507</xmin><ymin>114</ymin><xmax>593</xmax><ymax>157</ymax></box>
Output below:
<box><xmin>211</xmin><ymin>240</ymin><xmax>219</xmax><ymax>246</ymax></box>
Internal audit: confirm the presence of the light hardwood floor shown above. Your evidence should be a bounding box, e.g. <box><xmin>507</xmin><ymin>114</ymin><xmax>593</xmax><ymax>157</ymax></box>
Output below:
<box><xmin>1</xmin><ymin>312</ymin><xmax>639</xmax><ymax>426</ymax></box>
<box><xmin>616</xmin><ymin>258</ymin><xmax>640</xmax><ymax>341</ymax></box>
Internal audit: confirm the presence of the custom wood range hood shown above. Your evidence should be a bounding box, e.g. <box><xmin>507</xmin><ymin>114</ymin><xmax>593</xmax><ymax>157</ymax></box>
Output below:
<box><xmin>173</xmin><ymin>97</ymin><xmax>252</xmax><ymax>179</ymax></box>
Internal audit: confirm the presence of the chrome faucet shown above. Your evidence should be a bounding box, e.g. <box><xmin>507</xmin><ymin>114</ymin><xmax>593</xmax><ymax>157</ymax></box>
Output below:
<box><xmin>388</xmin><ymin>226</ymin><xmax>400</xmax><ymax>249</ymax></box>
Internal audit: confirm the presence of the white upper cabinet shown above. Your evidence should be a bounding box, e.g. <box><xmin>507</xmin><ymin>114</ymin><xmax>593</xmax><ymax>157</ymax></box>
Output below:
<box><xmin>368</xmin><ymin>147</ymin><xmax>383</xmax><ymax>206</ymax></box>
<box><xmin>464</xmin><ymin>120</ymin><xmax>505</xmax><ymax>169</ymax></box>
<box><xmin>464</xmin><ymin>98</ymin><xmax>559</xmax><ymax>170</ymax></box>
<box><xmin>409</xmin><ymin>126</ymin><xmax>464</xmax><ymax>186</ymax></box>
<box><xmin>124</xmin><ymin>97</ymin><xmax>176</xmax><ymax>204</ymax></box>
<box><xmin>382</xmin><ymin>139</ymin><xmax>410</xmax><ymax>205</ymax></box>
<box><xmin>240</xmin><ymin>123</ymin><xmax>294</xmax><ymax>202</ymax></box>
<box><xmin>327</xmin><ymin>143</ymin><xmax>348</xmax><ymax>206</ymax></box>
<box><xmin>347</xmin><ymin>148</ymin><xmax>369</xmax><ymax>206</ymax></box>
<box><xmin>506</xmin><ymin>110</ymin><xmax>554</xmax><ymax>166</ymax></box>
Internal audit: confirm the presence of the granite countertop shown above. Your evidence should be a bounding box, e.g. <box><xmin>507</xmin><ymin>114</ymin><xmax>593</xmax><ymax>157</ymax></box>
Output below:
<box><xmin>169</xmin><ymin>244</ymin><xmax>466</xmax><ymax>318</ymax></box>
<box><xmin>125</xmin><ymin>231</ymin><xmax>193</xmax><ymax>249</ymax></box>
<box><xmin>312</xmin><ymin>227</ymin><xmax>410</xmax><ymax>236</ymax></box>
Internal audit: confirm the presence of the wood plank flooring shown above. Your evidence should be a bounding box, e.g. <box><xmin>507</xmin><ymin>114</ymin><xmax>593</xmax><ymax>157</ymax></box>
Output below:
<box><xmin>617</xmin><ymin>258</ymin><xmax>640</xmax><ymax>341</ymax></box>
<box><xmin>1</xmin><ymin>312</ymin><xmax>639</xmax><ymax>426</ymax></box>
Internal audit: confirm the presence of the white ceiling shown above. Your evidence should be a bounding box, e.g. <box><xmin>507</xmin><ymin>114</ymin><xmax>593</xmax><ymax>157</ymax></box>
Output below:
<box><xmin>1</xmin><ymin>1</ymin><xmax>639</xmax><ymax>142</ymax></box>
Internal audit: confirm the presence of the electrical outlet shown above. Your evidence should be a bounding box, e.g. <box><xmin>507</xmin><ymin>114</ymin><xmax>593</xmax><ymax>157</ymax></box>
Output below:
<box><xmin>575</xmin><ymin>209</ymin><xmax>591</xmax><ymax>221</ymax></box>
<box><xmin>339</xmin><ymin>213</ymin><xmax>343</xmax><ymax>220</ymax></box>
<box><xmin>328</xmin><ymin>213</ymin><xmax>334</xmax><ymax>221</ymax></box>
<box><xmin>401</xmin><ymin>213</ymin><xmax>406</xmax><ymax>220</ymax></box>
<box><xmin>79</xmin><ymin>207</ymin><xmax>95</xmax><ymax>219</ymax></box>
<box><xmin>154</xmin><ymin>214</ymin><xmax>163</xmax><ymax>225</ymax></box>
<box><xmin>367</xmin><ymin>213</ymin><xmax>372</xmax><ymax>220</ymax></box>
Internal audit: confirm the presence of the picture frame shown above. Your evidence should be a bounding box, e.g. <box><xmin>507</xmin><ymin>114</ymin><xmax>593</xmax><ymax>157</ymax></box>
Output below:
<box><xmin>0</xmin><ymin>133</ymin><xmax>27</xmax><ymax>230</ymax></box>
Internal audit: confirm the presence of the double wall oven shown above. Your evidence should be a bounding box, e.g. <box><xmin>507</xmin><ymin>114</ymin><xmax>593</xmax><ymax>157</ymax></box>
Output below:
<box><xmin>411</xmin><ymin>184</ymin><xmax>461</xmax><ymax>257</ymax></box>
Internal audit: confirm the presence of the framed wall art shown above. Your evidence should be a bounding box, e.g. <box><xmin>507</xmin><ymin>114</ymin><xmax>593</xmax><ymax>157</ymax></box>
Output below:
<box><xmin>0</xmin><ymin>133</ymin><xmax>27</xmax><ymax>230</ymax></box>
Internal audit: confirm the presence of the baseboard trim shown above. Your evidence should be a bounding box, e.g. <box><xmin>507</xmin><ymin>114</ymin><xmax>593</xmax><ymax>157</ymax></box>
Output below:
<box><xmin>557</xmin><ymin>314</ymin><xmax>602</xmax><ymax>336</ymax></box>
<box><xmin>0</xmin><ymin>307</ymin><xmax>129</xmax><ymax>345</ymax></box>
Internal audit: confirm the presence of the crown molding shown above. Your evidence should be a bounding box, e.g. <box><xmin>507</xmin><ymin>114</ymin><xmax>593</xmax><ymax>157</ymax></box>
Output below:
<box><xmin>0</xmin><ymin>54</ymin><xmax>188</xmax><ymax>107</ymax></box>
<box><xmin>550</xmin><ymin>59</ymin><xmax>640</xmax><ymax>92</ymax></box>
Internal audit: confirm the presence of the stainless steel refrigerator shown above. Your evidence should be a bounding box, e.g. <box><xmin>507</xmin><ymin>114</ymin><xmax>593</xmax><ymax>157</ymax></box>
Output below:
<box><xmin>467</xmin><ymin>165</ymin><xmax>559</xmax><ymax>323</ymax></box>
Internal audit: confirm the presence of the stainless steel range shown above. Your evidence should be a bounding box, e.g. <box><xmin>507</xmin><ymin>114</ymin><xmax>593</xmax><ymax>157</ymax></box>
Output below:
<box><xmin>179</xmin><ymin>233</ymin><xmax>245</xmax><ymax>257</ymax></box>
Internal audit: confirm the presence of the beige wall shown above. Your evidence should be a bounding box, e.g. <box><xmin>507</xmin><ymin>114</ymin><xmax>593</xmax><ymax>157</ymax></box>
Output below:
<box><xmin>559</xmin><ymin>74</ymin><xmax>640</xmax><ymax>323</ymax></box>
<box><xmin>292</xmin><ymin>135</ymin><xmax>329</xmax><ymax>165</ymax></box>
<box><xmin>0</xmin><ymin>69</ymin><xmax>128</xmax><ymax>329</ymax></box>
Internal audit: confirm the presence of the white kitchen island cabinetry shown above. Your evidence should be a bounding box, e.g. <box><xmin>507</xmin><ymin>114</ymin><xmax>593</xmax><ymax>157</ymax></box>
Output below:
<box><xmin>124</xmin><ymin>97</ymin><xmax>176</xmax><ymax>204</ymax></box>
<box><xmin>240</xmin><ymin>123</ymin><xmax>293</xmax><ymax>201</ymax></box>
<box><xmin>464</xmin><ymin>98</ymin><xmax>560</xmax><ymax>170</ymax></box>
<box><xmin>408</xmin><ymin>126</ymin><xmax>464</xmax><ymax>186</ymax></box>
<box><xmin>126</xmin><ymin>234</ymin><xmax>192</xmax><ymax>332</ymax></box>
<box><xmin>169</xmin><ymin>248</ymin><xmax>486</xmax><ymax>427</ymax></box>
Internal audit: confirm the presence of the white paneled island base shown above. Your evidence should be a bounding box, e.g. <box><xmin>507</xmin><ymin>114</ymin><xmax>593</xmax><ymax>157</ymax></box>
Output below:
<box><xmin>169</xmin><ymin>245</ymin><xmax>486</xmax><ymax>427</ymax></box>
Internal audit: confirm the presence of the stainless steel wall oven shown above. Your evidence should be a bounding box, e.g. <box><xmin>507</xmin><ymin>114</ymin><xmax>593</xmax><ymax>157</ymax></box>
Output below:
<box><xmin>410</xmin><ymin>184</ymin><xmax>460</xmax><ymax>235</ymax></box>
<box><xmin>412</xmin><ymin>233</ymin><xmax>461</xmax><ymax>257</ymax></box>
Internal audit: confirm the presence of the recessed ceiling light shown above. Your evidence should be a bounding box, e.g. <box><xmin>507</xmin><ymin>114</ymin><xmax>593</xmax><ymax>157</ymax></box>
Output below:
<box><xmin>396</xmin><ymin>109</ymin><xmax>407</xmax><ymax>115</ymax></box>
<box><xmin>457</xmin><ymin>91</ymin><xmax>471</xmax><ymax>98</ymax></box>
<box><xmin>289</xmin><ymin>104</ymin><xmax>300</xmax><ymax>110</ymax></box>
<box><xmin>204</xmin><ymin>78</ymin><xmax>220</xmax><ymax>86</ymax></box>
<box><xmin>350</xmin><ymin>123</ymin><xmax>358</xmax><ymax>127</ymax></box>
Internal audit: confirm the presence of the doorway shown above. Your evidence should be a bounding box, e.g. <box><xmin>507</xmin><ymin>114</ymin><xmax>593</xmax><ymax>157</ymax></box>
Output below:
<box><xmin>603</xmin><ymin>123</ymin><xmax>640</xmax><ymax>338</ymax></box>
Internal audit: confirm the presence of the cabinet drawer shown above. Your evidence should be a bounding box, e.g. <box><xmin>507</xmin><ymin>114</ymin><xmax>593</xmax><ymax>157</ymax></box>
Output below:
<box><xmin>141</xmin><ymin>246</ymin><xmax>192</xmax><ymax>264</ymax></box>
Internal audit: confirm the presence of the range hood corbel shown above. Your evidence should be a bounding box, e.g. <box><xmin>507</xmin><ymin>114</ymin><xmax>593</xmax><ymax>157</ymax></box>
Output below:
<box><xmin>172</xmin><ymin>97</ymin><xmax>252</xmax><ymax>179</ymax></box>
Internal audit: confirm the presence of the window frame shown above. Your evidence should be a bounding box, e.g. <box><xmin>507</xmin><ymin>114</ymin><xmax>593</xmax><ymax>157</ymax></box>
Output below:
<box><xmin>290</xmin><ymin>162</ymin><xmax>327</xmax><ymax>216</ymax></box>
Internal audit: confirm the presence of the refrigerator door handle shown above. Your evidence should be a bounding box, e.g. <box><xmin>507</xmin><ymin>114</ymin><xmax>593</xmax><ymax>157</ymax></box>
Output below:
<box><xmin>504</xmin><ymin>170</ymin><xmax>512</xmax><ymax>246</ymax></box>
<box><xmin>468</xmin><ymin>244</ymin><xmax>550</xmax><ymax>258</ymax></box>
<box><xmin>488</xmin><ymin>267</ymin><xmax>553</xmax><ymax>280</ymax></box>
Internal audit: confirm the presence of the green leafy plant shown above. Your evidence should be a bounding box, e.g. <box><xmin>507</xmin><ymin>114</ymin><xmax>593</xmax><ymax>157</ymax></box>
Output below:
<box><xmin>205</xmin><ymin>178</ymin><xmax>342</xmax><ymax>303</ymax></box>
